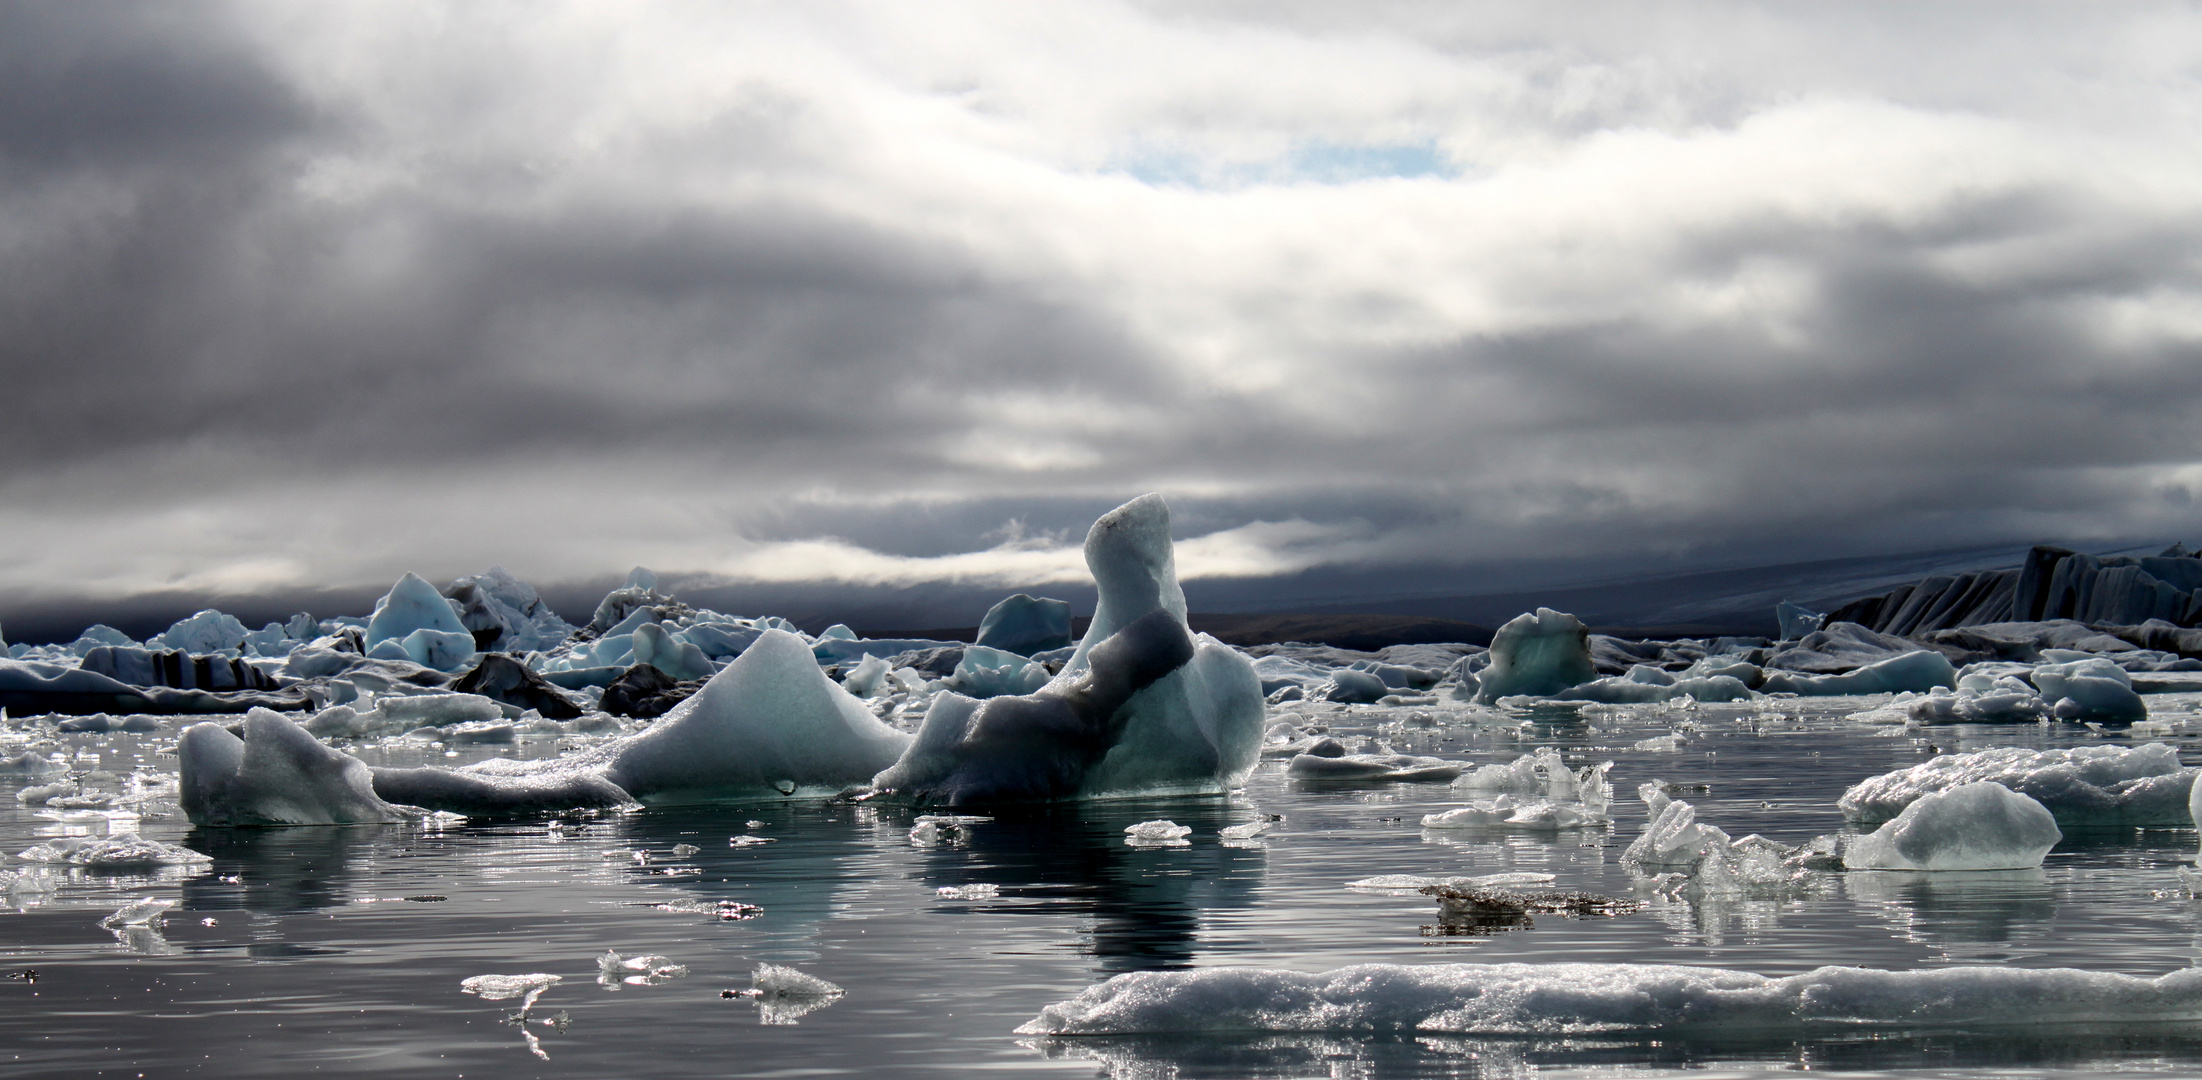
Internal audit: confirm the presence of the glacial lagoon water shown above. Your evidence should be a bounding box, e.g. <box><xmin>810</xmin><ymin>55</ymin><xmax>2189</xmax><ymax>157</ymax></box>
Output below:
<box><xmin>8</xmin><ymin>695</ymin><xmax>2202</xmax><ymax>1079</ymax></box>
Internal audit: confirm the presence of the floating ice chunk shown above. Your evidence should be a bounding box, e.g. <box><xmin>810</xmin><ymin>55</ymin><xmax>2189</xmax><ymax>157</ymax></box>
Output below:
<box><xmin>976</xmin><ymin>594</ymin><xmax>1073</xmax><ymax>656</ymax></box>
<box><xmin>0</xmin><ymin>752</ymin><xmax>65</xmax><ymax>777</ymax></box>
<box><xmin>462</xmin><ymin>973</ymin><xmax>562</xmax><ymax>1001</ymax></box>
<box><xmin>1125</xmin><ymin>819</ymin><xmax>1192</xmax><ymax>845</ymax></box>
<box><xmin>949</xmin><ymin>645</ymin><xmax>1052</xmax><ymax>699</ymax></box>
<box><xmin>1454</xmin><ymin>748</ymin><xmax>1612</xmax><ymax>816</ymax></box>
<box><xmin>99</xmin><ymin>897</ymin><xmax>175</xmax><ymax>927</ymax></box>
<box><xmin>1776</xmin><ymin>601</ymin><xmax>1824</xmax><ymax>641</ymax></box>
<box><xmin>1344</xmin><ymin>872</ymin><xmax>1556</xmax><ymax>894</ymax></box>
<box><xmin>1623</xmin><ymin>784</ymin><xmax>1810</xmax><ymax>895</ymax></box>
<box><xmin>158</xmin><ymin>609</ymin><xmax>249</xmax><ymax>654</ymax></box>
<box><xmin>590</xmin><ymin>629</ymin><xmax>910</xmax><ymax>801</ymax></box>
<box><xmin>936</xmin><ymin>883</ymin><xmax>1000</xmax><ymax>899</ymax></box>
<box><xmin>17</xmin><ymin>834</ymin><xmax>208</xmax><ymax>867</ymax></box>
<box><xmin>753</xmin><ymin>963</ymin><xmax>841</xmax><ymax>999</ymax></box>
<box><xmin>1558</xmin><ymin>675</ymin><xmax>1753</xmax><ymax>704</ymax></box>
<box><xmin>1219</xmin><ymin>820</ymin><xmax>1272</xmax><ymax>840</ymax></box>
<box><xmin>1759</xmin><ymin>650</ymin><xmax>1956</xmax><ymax>696</ymax></box>
<box><xmin>598</xmin><ymin>949</ymin><xmax>688</xmax><ymax>983</ymax></box>
<box><xmin>670</xmin><ymin>843</ymin><xmax>700</xmax><ymax>856</ymax></box>
<box><xmin>1839</xmin><ymin>742</ymin><xmax>2194</xmax><ymax>826</ymax></box>
<box><xmin>398</xmin><ymin>628</ymin><xmax>476</xmax><ymax>672</ymax></box>
<box><xmin>633</xmin><ymin>622</ymin><xmax>713</xmax><ymax>682</ymax></box>
<box><xmin>368</xmin><ymin>629</ymin><xmax>911</xmax><ymax>815</ymax></box>
<box><xmin>365</xmin><ymin>573</ymin><xmax>471</xmax><ymax>649</ymax></box>
<box><xmin>1843</xmin><ymin>782</ymin><xmax>2061</xmax><ymax>871</ymax></box>
<box><xmin>1906</xmin><ymin>675</ymin><xmax>2048</xmax><ymax>724</ymax></box>
<box><xmin>1050</xmin><ymin>496</ymin><xmax>1265</xmax><ymax>800</ymax></box>
<box><xmin>1472</xmin><ymin>609</ymin><xmax>1595</xmax><ymax>703</ymax></box>
<box><xmin>2033</xmin><ymin>656</ymin><xmax>2147</xmax><ymax>722</ymax></box>
<box><xmin>1631</xmin><ymin>734</ymin><xmax>1686</xmax><ymax>752</ymax></box>
<box><xmin>1323</xmin><ymin>669</ymin><xmax>1390</xmax><ymax>704</ymax></box>
<box><xmin>1016</xmin><ymin>962</ymin><xmax>2202</xmax><ymax>1035</ymax></box>
<box><xmin>1287</xmin><ymin>745</ymin><xmax>1461</xmax><ymax>782</ymax></box>
<box><xmin>841</xmin><ymin>654</ymin><xmax>891</xmax><ymax>698</ymax></box>
<box><xmin>871</xmin><ymin>610</ymin><xmax>1201</xmax><ymax>804</ymax></box>
<box><xmin>908</xmin><ymin>814</ymin><xmax>988</xmax><ymax>845</ymax></box>
<box><xmin>729</xmin><ymin>836</ymin><xmax>775</xmax><ymax>847</ymax></box>
<box><xmin>179</xmin><ymin>709</ymin><xmax>403</xmax><ymax>826</ymax></box>
<box><xmin>1421</xmin><ymin>794</ymin><xmax>1608</xmax><ymax>830</ymax></box>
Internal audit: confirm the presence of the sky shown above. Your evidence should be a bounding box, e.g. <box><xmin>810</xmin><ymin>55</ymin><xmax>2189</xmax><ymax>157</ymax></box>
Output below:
<box><xmin>5</xmin><ymin>1</ymin><xmax>2202</xmax><ymax>634</ymax></box>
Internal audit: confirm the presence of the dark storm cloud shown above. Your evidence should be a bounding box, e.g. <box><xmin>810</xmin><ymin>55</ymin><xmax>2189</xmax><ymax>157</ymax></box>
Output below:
<box><xmin>3</xmin><ymin>0</ymin><xmax>2202</xmax><ymax>616</ymax></box>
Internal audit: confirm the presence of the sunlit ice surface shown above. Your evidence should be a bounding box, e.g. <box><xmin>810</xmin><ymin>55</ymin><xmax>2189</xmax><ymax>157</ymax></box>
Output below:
<box><xmin>6</xmin><ymin>694</ymin><xmax>2202</xmax><ymax>1078</ymax></box>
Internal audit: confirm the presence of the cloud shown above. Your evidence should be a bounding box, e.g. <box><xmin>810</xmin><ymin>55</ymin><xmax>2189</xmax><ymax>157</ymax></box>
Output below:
<box><xmin>5</xmin><ymin>1</ymin><xmax>2202</xmax><ymax>622</ymax></box>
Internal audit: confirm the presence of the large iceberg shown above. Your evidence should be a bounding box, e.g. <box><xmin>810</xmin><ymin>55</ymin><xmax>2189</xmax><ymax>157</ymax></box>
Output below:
<box><xmin>871</xmin><ymin>494</ymin><xmax>1264</xmax><ymax>804</ymax></box>
<box><xmin>1839</xmin><ymin>743</ymin><xmax>2194</xmax><ymax>827</ymax></box>
<box><xmin>1473</xmin><ymin>608</ymin><xmax>1595</xmax><ymax>703</ymax></box>
<box><xmin>1019</xmin><ymin>962</ymin><xmax>2202</xmax><ymax>1035</ymax></box>
<box><xmin>1843</xmin><ymin>781</ymin><xmax>2061</xmax><ymax>871</ymax></box>
<box><xmin>974</xmin><ymin>593</ymin><xmax>1073</xmax><ymax>656</ymax></box>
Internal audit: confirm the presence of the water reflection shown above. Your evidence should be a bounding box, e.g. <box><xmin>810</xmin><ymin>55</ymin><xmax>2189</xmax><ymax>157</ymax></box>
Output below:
<box><xmin>904</xmin><ymin>800</ymin><xmax>1266</xmax><ymax>973</ymax></box>
<box><xmin>180</xmin><ymin>825</ymin><xmax>388</xmax><ymax>914</ymax></box>
<box><xmin>1846</xmin><ymin>869</ymin><xmax>2056</xmax><ymax>958</ymax></box>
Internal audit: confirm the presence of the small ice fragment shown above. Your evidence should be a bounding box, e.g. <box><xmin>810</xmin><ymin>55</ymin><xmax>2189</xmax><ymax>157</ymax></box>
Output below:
<box><xmin>936</xmin><ymin>884</ymin><xmax>1000</xmax><ymax>900</ymax></box>
<box><xmin>99</xmin><ymin>897</ymin><xmax>174</xmax><ymax>928</ymax></box>
<box><xmin>671</xmin><ymin>843</ymin><xmax>700</xmax><ymax>856</ymax></box>
<box><xmin>461</xmin><ymin>973</ymin><xmax>562</xmax><ymax>1001</ymax></box>
<box><xmin>601</xmin><ymin>848</ymin><xmax>639</xmax><ymax>860</ymax></box>
<box><xmin>1345</xmin><ymin>872</ymin><xmax>1557</xmax><ymax>893</ymax></box>
<box><xmin>1219</xmin><ymin>821</ymin><xmax>1271</xmax><ymax>840</ymax></box>
<box><xmin>754</xmin><ymin>962</ymin><xmax>842</xmax><ymax>998</ymax></box>
<box><xmin>201</xmin><ymin>917</ymin><xmax>218</xmax><ymax>926</ymax></box>
<box><xmin>745</xmin><ymin>820</ymin><xmax>767</xmax><ymax>829</ymax></box>
<box><xmin>597</xmin><ymin>949</ymin><xmax>689</xmax><ymax>984</ymax></box>
<box><xmin>1124</xmin><ymin>820</ymin><xmax>1191</xmax><ymax>842</ymax></box>
<box><xmin>729</xmin><ymin>836</ymin><xmax>775</xmax><ymax>847</ymax></box>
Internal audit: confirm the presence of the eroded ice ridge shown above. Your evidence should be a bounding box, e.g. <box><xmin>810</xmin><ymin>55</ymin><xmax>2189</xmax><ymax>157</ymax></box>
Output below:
<box><xmin>1838</xmin><ymin>743</ymin><xmax>2195</xmax><ymax>827</ymax></box>
<box><xmin>1017</xmin><ymin>963</ymin><xmax>2202</xmax><ymax>1035</ymax></box>
<box><xmin>1844</xmin><ymin>781</ymin><xmax>2061</xmax><ymax>871</ymax></box>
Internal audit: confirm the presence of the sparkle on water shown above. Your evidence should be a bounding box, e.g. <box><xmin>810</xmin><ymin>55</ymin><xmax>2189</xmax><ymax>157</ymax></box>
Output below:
<box><xmin>6</xmin><ymin>694</ymin><xmax>2202</xmax><ymax>1078</ymax></box>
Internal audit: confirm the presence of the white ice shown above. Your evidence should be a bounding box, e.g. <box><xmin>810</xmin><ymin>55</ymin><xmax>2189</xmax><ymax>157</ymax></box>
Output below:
<box><xmin>1843</xmin><ymin>781</ymin><xmax>2061</xmax><ymax>871</ymax></box>
<box><xmin>461</xmin><ymin>973</ymin><xmax>562</xmax><ymax>1001</ymax></box>
<box><xmin>1017</xmin><ymin>962</ymin><xmax>2202</xmax><ymax>1035</ymax></box>
<box><xmin>99</xmin><ymin>897</ymin><xmax>175</xmax><ymax>927</ymax></box>
<box><xmin>2032</xmin><ymin>655</ymin><xmax>2148</xmax><ymax>721</ymax></box>
<box><xmin>1839</xmin><ymin>742</ymin><xmax>2194</xmax><ymax>826</ymax></box>
<box><xmin>18</xmin><ymin>835</ymin><xmax>209</xmax><ymax>867</ymax></box>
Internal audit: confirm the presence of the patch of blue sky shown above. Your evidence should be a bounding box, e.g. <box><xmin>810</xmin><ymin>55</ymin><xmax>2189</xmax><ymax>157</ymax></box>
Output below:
<box><xmin>1108</xmin><ymin>139</ymin><xmax>1454</xmax><ymax>189</ymax></box>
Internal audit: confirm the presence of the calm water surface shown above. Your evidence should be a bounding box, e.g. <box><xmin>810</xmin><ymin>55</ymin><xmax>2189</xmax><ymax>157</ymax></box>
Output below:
<box><xmin>6</xmin><ymin>696</ymin><xmax>2202</xmax><ymax>1079</ymax></box>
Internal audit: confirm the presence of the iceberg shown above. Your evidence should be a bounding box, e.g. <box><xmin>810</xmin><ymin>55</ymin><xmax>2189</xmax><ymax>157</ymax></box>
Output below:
<box><xmin>1843</xmin><ymin>781</ymin><xmax>2061</xmax><ymax>871</ymax></box>
<box><xmin>632</xmin><ymin>622</ymin><xmax>713</xmax><ymax>682</ymax></box>
<box><xmin>157</xmin><ymin>609</ymin><xmax>250</xmax><ymax>654</ymax></box>
<box><xmin>1838</xmin><ymin>742</ymin><xmax>2194</xmax><ymax>826</ymax></box>
<box><xmin>442</xmin><ymin>566</ymin><xmax>574</xmax><ymax>653</ymax></box>
<box><xmin>1018</xmin><ymin>962</ymin><xmax>2202</xmax><ymax>1035</ymax></box>
<box><xmin>372</xmin><ymin>628</ymin><xmax>909</xmax><ymax>813</ymax></box>
<box><xmin>975</xmin><ymin>593</ymin><xmax>1073</xmax><ymax>656</ymax></box>
<box><xmin>1905</xmin><ymin>673</ymin><xmax>2048</xmax><ymax>724</ymax></box>
<box><xmin>1555</xmin><ymin>674</ymin><xmax>1753</xmax><ymax>704</ymax></box>
<box><xmin>949</xmin><ymin>645</ymin><xmax>1052</xmax><ymax>699</ymax></box>
<box><xmin>179</xmin><ymin>710</ymin><xmax>406</xmax><ymax>826</ymax></box>
<box><xmin>1759</xmin><ymin>649</ymin><xmax>1956</xmax><ymax>695</ymax></box>
<box><xmin>1287</xmin><ymin>737</ymin><xmax>1461</xmax><ymax>782</ymax></box>
<box><xmin>1473</xmin><ymin>609</ymin><xmax>1595</xmax><ymax>703</ymax></box>
<box><xmin>871</xmin><ymin>495</ymin><xmax>1263</xmax><ymax>804</ymax></box>
<box><xmin>2031</xmin><ymin>655</ymin><xmax>2147</xmax><ymax>721</ymax></box>
<box><xmin>364</xmin><ymin>573</ymin><xmax>471</xmax><ymax>649</ymax></box>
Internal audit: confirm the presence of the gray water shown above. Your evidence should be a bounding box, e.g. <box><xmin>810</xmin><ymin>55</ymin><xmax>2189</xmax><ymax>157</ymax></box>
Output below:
<box><xmin>6</xmin><ymin>696</ymin><xmax>2202</xmax><ymax>1079</ymax></box>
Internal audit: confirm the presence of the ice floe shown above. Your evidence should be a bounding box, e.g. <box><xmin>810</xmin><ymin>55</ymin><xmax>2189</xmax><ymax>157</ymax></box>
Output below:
<box><xmin>1838</xmin><ymin>742</ymin><xmax>2195</xmax><ymax>826</ymax></box>
<box><xmin>1017</xmin><ymin>962</ymin><xmax>2202</xmax><ymax>1035</ymax></box>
